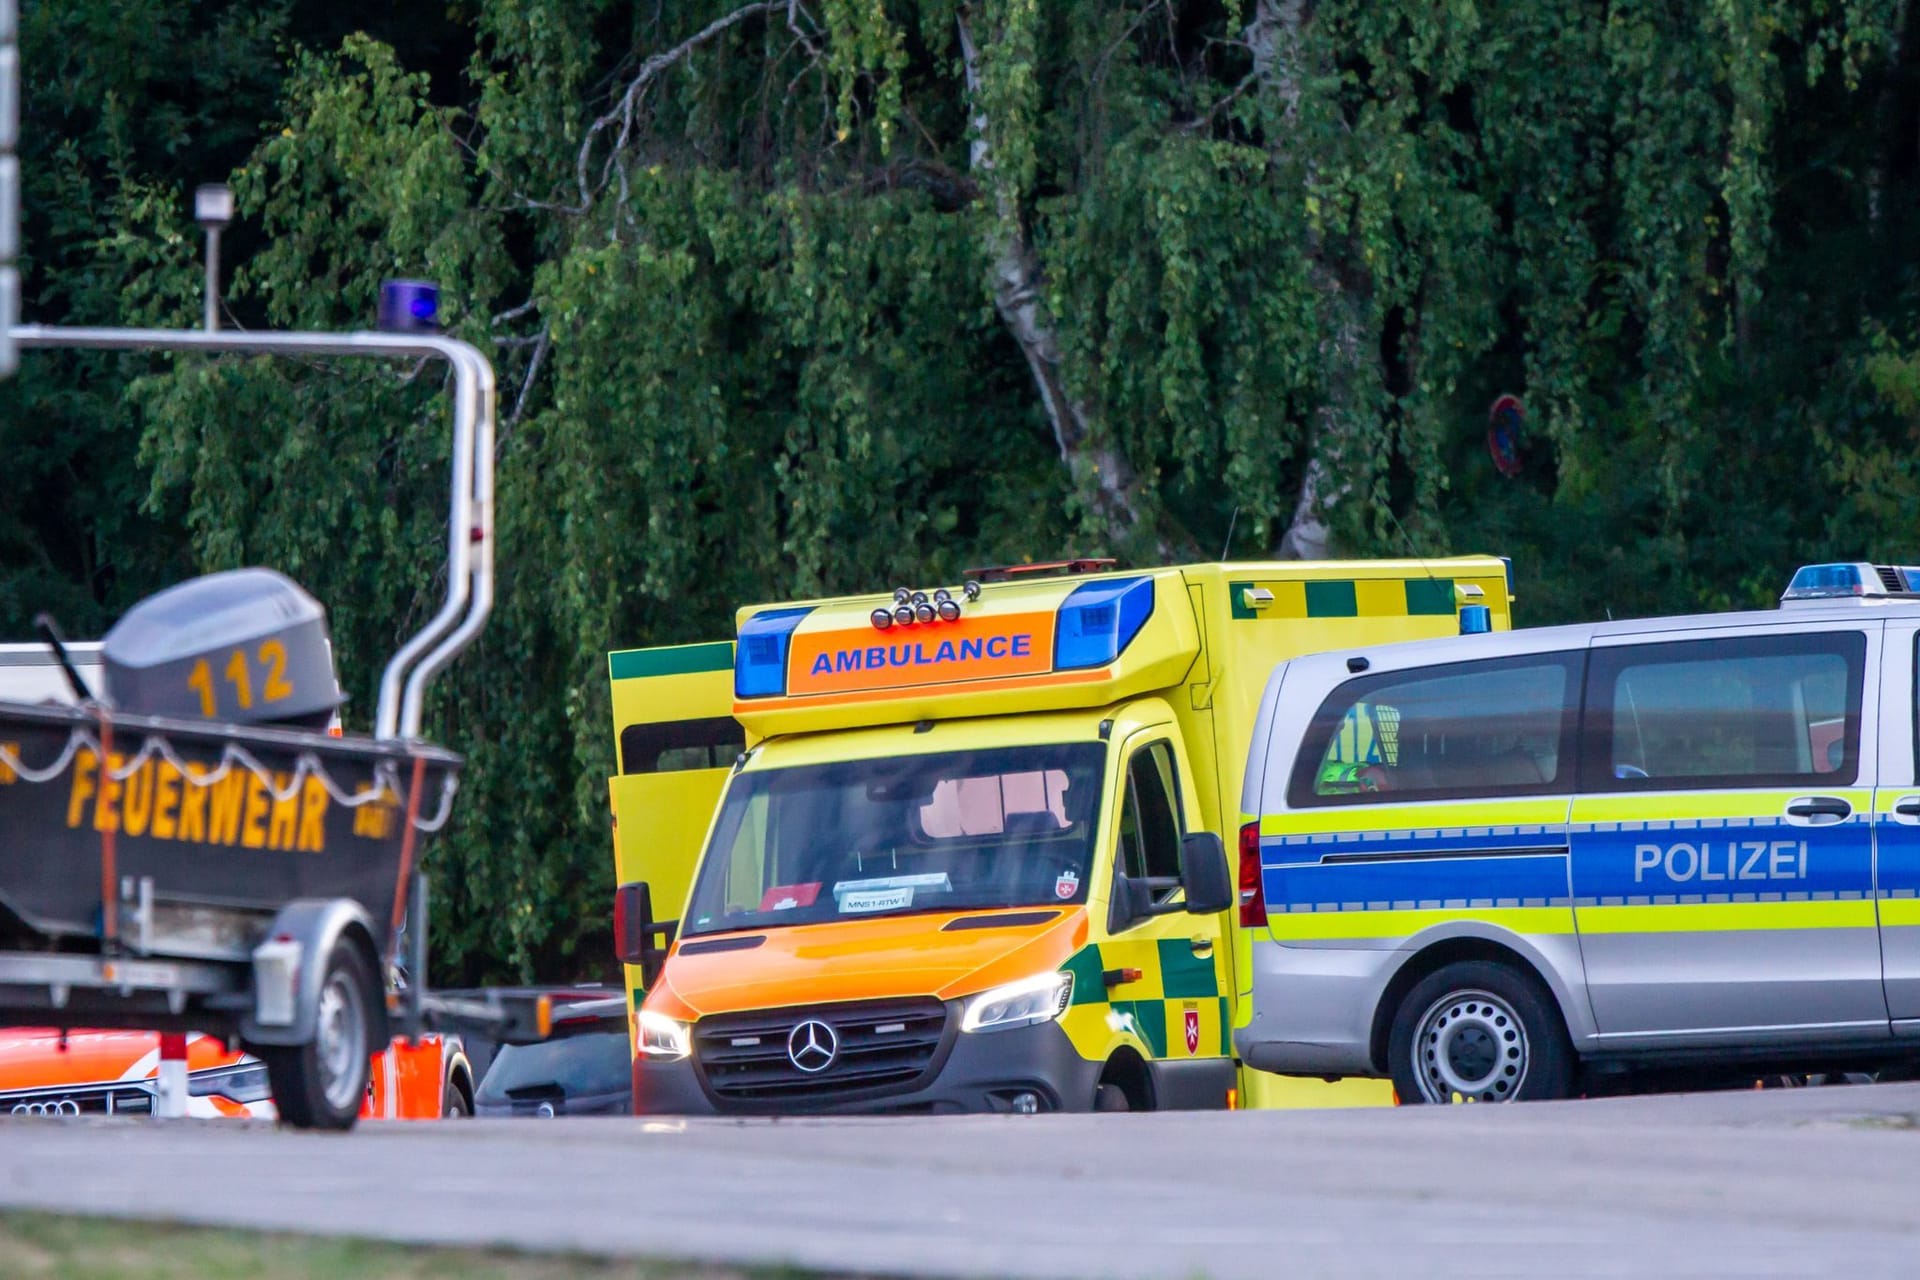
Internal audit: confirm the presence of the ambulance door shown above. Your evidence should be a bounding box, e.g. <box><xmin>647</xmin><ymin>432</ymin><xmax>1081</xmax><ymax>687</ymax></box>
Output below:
<box><xmin>1098</xmin><ymin>728</ymin><xmax>1234</xmax><ymax>1108</ymax></box>
<box><xmin>607</xmin><ymin>642</ymin><xmax>745</xmax><ymax>1008</ymax></box>
<box><xmin>1873</xmin><ymin>621</ymin><xmax>1920</xmax><ymax>1031</ymax></box>
<box><xmin>1569</xmin><ymin>623</ymin><xmax>1885</xmax><ymax>1041</ymax></box>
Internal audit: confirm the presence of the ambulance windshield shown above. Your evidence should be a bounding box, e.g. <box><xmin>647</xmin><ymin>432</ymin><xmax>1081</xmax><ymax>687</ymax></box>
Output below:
<box><xmin>682</xmin><ymin>743</ymin><xmax>1107</xmax><ymax>936</ymax></box>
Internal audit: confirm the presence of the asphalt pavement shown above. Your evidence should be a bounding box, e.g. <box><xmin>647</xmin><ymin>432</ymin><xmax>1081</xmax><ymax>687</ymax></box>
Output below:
<box><xmin>2</xmin><ymin>1083</ymin><xmax>1918</xmax><ymax>1278</ymax></box>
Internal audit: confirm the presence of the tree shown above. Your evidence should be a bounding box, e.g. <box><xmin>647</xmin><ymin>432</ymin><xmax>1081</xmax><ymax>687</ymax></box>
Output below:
<box><xmin>10</xmin><ymin>0</ymin><xmax>1920</xmax><ymax>977</ymax></box>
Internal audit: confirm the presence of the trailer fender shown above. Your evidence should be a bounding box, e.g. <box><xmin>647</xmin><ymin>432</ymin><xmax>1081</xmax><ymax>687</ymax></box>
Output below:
<box><xmin>239</xmin><ymin>899</ymin><xmax>389</xmax><ymax>1048</ymax></box>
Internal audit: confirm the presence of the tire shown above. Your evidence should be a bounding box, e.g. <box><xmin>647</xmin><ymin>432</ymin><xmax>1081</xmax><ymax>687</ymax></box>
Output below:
<box><xmin>262</xmin><ymin>940</ymin><xmax>379</xmax><ymax>1131</ymax></box>
<box><xmin>1388</xmin><ymin>960</ymin><xmax>1573</xmax><ymax>1104</ymax></box>
<box><xmin>441</xmin><ymin>1077</ymin><xmax>472</xmax><ymax>1118</ymax></box>
<box><xmin>1094</xmin><ymin>1082</ymin><xmax>1131</xmax><ymax>1112</ymax></box>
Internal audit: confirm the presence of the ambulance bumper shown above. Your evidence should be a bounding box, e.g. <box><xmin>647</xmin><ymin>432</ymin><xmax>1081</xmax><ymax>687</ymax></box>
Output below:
<box><xmin>1233</xmin><ymin>940</ymin><xmax>1392</xmax><ymax>1078</ymax></box>
<box><xmin>633</xmin><ymin>1018</ymin><xmax>1105</xmax><ymax>1115</ymax></box>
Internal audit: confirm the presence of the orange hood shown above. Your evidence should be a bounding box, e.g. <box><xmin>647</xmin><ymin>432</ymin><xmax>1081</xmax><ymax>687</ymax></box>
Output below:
<box><xmin>651</xmin><ymin>907</ymin><xmax>1089</xmax><ymax>1020</ymax></box>
<box><xmin>0</xmin><ymin>1028</ymin><xmax>245</xmax><ymax>1091</ymax></box>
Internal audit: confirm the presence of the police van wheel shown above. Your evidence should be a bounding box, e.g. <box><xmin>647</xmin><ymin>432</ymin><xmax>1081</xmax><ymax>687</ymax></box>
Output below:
<box><xmin>1389</xmin><ymin>961</ymin><xmax>1572</xmax><ymax>1105</ymax></box>
<box><xmin>262</xmin><ymin>941</ymin><xmax>378</xmax><ymax>1130</ymax></box>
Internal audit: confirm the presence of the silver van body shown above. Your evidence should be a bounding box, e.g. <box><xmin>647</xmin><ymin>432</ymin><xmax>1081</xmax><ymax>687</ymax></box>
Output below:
<box><xmin>0</xmin><ymin>643</ymin><xmax>103</xmax><ymax>705</ymax></box>
<box><xmin>1235</xmin><ymin>596</ymin><xmax>1920</xmax><ymax>1096</ymax></box>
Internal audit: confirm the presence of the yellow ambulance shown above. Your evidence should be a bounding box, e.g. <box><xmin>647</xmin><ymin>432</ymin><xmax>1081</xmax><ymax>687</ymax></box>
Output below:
<box><xmin>607</xmin><ymin>557</ymin><xmax>1512</xmax><ymax>1113</ymax></box>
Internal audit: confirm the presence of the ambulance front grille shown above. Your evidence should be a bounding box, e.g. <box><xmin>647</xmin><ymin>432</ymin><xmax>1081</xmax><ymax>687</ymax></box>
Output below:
<box><xmin>692</xmin><ymin>998</ymin><xmax>950</xmax><ymax>1106</ymax></box>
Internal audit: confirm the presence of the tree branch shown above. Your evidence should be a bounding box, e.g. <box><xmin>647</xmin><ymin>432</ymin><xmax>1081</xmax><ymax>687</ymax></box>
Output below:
<box><xmin>573</xmin><ymin>2</ymin><xmax>784</xmax><ymax>211</ymax></box>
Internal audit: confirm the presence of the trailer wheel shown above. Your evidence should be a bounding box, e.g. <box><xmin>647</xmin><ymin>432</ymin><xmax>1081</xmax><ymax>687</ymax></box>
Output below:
<box><xmin>264</xmin><ymin>940</ymin><xmax>378</xmax><ymax>1130</ymax></box>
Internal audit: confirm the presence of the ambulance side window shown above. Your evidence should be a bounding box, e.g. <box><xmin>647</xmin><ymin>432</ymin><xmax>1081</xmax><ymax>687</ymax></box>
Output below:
<box><xmin>620</xmin><ymin>717</ymin><xmax>746</xmax><ymax>774</ymax></box>
<box><xmin>1114</xmin><ymin>741</ymin><xmax>1183</xmax><ymax>926</ymax></box>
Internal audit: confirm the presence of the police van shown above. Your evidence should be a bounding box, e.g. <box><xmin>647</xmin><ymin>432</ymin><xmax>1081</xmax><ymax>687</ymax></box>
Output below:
<box><xmin>1236</xmin><ymin>562</ymin><xmax>1920</xmax><ymax>1103</ymax></box>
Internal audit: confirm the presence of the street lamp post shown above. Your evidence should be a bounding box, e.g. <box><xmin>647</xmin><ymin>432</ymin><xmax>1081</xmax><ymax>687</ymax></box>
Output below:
<box><xmin>193</xmin><ymin>183</ymin><xmax>232</xmax><ymax>333</ymax></box>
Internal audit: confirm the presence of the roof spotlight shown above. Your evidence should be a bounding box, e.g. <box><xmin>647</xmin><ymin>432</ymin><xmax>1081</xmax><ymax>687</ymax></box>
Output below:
<box><xmin>936</xmin><ymin>598</ymin><xmax>962</xmax><ymax>622</ymax></box>
<box><xmin>893</xmin><ymin>587</ymin><xmax>912</xmax><ymax>604</ymax></box>
<box><xmin>914</xmin><ymin>602</ymin><xmax>936</xmax><ymax>624</ymax></box>
<box><xmin>911</xmin><ymin>591</ymin><xmax>929</xmax><ymax>606</ymax></box>
<box><xmin>870</xmin><ymin>608</ymin><xmax>894</xmax><ymax>630</ymax></box>
<box><xmin>963</xmin><ymin>580</ymin><xmax>983</xmax><ymax>602</ymax></box>
<box><xmin>933</xmin><ymin>588</ymin><xmax>953</xmax><ymax>604</ymax></box>
<box><xmin>893</xmin><ymin>605</ymin><xmax>915</xmax><ymax>626</ymax></box>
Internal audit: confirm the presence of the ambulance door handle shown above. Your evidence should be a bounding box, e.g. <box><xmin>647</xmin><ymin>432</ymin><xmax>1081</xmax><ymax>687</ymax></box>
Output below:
<box><xmin>1785</xmin><ymin>796</ymin><xmax>1851</xmax><ymax>823</ymax></box>
<box><xmin>1189</xmin><ymin>937</ymin><xmax>1214</xmax><ymax>957</ymax></box>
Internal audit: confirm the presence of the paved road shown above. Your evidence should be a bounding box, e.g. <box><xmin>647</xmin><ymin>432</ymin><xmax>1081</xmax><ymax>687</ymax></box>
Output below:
<box><xmin>1</xmin><ymin>1084</ymin><xmax>1918</xmax><ymax>1278</ymax></box>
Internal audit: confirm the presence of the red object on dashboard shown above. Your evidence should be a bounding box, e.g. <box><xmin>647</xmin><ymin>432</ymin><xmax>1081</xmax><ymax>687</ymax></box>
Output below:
<box><xmin>759</xmin><ymin>883</ymin><xmax>822</xmax><ymax>911</ymax></box>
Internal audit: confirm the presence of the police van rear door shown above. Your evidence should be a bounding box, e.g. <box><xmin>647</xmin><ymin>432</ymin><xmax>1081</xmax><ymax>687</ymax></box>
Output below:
<box><xmin>1871</xmin><ymin>617</ymin><xmax>1920</xmax><ymax>1031</ymax></box>
<box><xmin>1568</xmin><ymin>622</ymin><xmax>1884</xmax><ymax>1042</ymax></box>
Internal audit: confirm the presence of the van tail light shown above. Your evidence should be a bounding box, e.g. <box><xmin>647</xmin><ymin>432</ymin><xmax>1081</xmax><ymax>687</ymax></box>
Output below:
<box><xmin>1238</xmin><ymin>820</ymin><xmax>1267</xmax><ymax>928</ymax></box>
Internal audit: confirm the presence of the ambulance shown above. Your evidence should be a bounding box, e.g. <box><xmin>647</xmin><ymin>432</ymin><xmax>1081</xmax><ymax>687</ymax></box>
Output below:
<box><xmin>607</xmin><ymin>557</ymin><xmax>1512</xmax><ymax>1113</ymax></box>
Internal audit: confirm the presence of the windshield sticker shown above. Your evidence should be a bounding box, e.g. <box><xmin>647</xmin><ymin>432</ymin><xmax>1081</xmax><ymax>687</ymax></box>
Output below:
<box><xmin>833</xmin><ymin>872</ymin><xmax>952</xmax><ymax>898</ymax></box>
<box><xmin>1054</xmin><ymin>869</ymin><xmax>1080</xmax><ymax>900</ymax></box>
<box><xmin>832</xmin><ymin>873</ymin><xmax>950</xmax><ymax>915</ymax></box>
<box><xmin>760</xmin><ymin>883</ymin><xmax>822</xmax><ymax>911</ymax></box>
<box><xmin>839</xmin><ymin>887</ymin><xmax>916</xmax><ymax>913</ymax></box>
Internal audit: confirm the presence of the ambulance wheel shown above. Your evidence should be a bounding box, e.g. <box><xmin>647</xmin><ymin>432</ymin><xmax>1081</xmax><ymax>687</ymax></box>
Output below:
<box><xmin>442</xmin><ymin>1077</ymin><xmax>471</xmax><ymax>1117</ymax></box>
<box><xmin>263</xmin><ymin>941</ymin><xmax>377</xmax><ymax>1131</ymax></box>
<box><xmin>1389</xmin><ymin>960</ymin><xmax>1572</xmax><ymax>1104</ymax></box>
<box><xmin>1094</xmin><ymin>1083</ymin><xmax>1131</xmax><ymax>1112</ymax></box>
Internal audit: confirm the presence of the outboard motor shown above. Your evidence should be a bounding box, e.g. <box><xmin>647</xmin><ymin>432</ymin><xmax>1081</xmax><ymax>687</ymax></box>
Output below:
<box><xmin>100</xmin><ymin>568</ymin><xmax>344</xmax><ymax>730</ymax></box>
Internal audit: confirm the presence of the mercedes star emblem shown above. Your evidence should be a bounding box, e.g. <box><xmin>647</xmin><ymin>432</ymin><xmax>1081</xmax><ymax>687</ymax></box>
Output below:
<box><xmin>786</xmin><ymin>1019</ymin><xmax>839</xmax><ymax>1074</ymax></box>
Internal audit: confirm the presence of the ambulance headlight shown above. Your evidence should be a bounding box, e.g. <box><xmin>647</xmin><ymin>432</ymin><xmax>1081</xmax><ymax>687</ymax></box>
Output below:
<box><xmin>637</xmin><ymin>1010</ymin><xmax>692</xmax><ymax>1060</ymax></box>
<box><xmin>960</xmin><ymin>972</ymin><xmax>1073</xmax><ymax>1034</ymax></box>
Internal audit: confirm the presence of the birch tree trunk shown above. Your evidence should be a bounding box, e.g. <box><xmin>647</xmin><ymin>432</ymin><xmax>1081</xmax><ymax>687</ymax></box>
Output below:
<box><xmin>1250</xmin><ymin>0</ymin><xmax>1370</xmax><ymax>561</ymax></box>
<box><xmin>957</xmin><ymin>11</ymin><xmax>1141</xmax><ymax>547</ymax></box>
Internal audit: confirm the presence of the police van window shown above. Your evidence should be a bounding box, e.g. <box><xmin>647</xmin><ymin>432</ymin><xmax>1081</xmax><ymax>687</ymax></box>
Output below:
<box><xmin>1117</xmin><ymin>742</ymin><xmax>1183</xmax><ymax>884</ymax></box>
<box><xmin>619</xmin><ymin>717</ymin><xmax>746</xmax><ymax>774</ymax></box>
<box><xmin>1583</xmin><ymin>632</ymin><xmax>1864</xmax><ymax>791</ymax></box>
<box><xmin>1288</xmin><ymin>654</ymin><xmax>1582</xmax><ymax>807</ymax></box>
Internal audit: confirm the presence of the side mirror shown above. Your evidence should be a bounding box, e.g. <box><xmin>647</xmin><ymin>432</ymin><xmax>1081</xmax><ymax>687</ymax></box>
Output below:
<box><xmin>613</xmin><ymin>881</ymin><xmax>677</xmax><ymax>990</ymax></box>
<box><xmin>1179</xmin><ymin>832</ymin><xmax>1232</xmax><ymax>915</ymax></box>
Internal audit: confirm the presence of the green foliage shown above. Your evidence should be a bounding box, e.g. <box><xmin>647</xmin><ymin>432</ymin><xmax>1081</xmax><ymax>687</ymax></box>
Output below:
<box><xmin>11</xmin><ymin>0</ymin><xmax>1920</xmax><ymax>977</ymax></box>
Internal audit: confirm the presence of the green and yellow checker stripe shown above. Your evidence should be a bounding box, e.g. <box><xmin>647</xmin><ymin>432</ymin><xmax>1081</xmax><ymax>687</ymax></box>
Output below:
<box><xmin>1055</xmin><ymin>940</ymin><xmax>1228</xmax><ymax>1062</ymax></box>
<box><xmin>1228</xmin><ymin>577</ymin><xmax>1463</xmax><ymax>621</ymax></box>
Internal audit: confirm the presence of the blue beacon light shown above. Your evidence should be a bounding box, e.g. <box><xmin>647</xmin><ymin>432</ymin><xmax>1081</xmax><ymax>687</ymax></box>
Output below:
<box><xmin>1054</xmin><ymin>576</ymin><xmax>1154</xmax><ymax>671</ymax></box>
<box><xmin>735</xmin><ymin>607</ymin><xmax>813</xmax><ymax>698</ymax></box>
<box><xmin>378</xmin><ymin>279</ymin><xmax>441</xmax><ymax>334</ymax></box>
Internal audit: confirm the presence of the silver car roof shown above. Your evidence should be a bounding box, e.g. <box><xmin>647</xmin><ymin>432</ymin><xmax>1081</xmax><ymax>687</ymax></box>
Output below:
<box><xmin>1284</xmin><ymin>599</ymin><xmax>1920</xmax><ymax>680</ymax></box>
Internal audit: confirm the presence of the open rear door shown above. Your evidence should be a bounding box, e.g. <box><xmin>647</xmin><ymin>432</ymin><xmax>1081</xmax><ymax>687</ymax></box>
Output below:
<box><xmin>607</xmin><ymin>643</ymin><xmax>746</xmax><ymax>1019</ymax></box>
